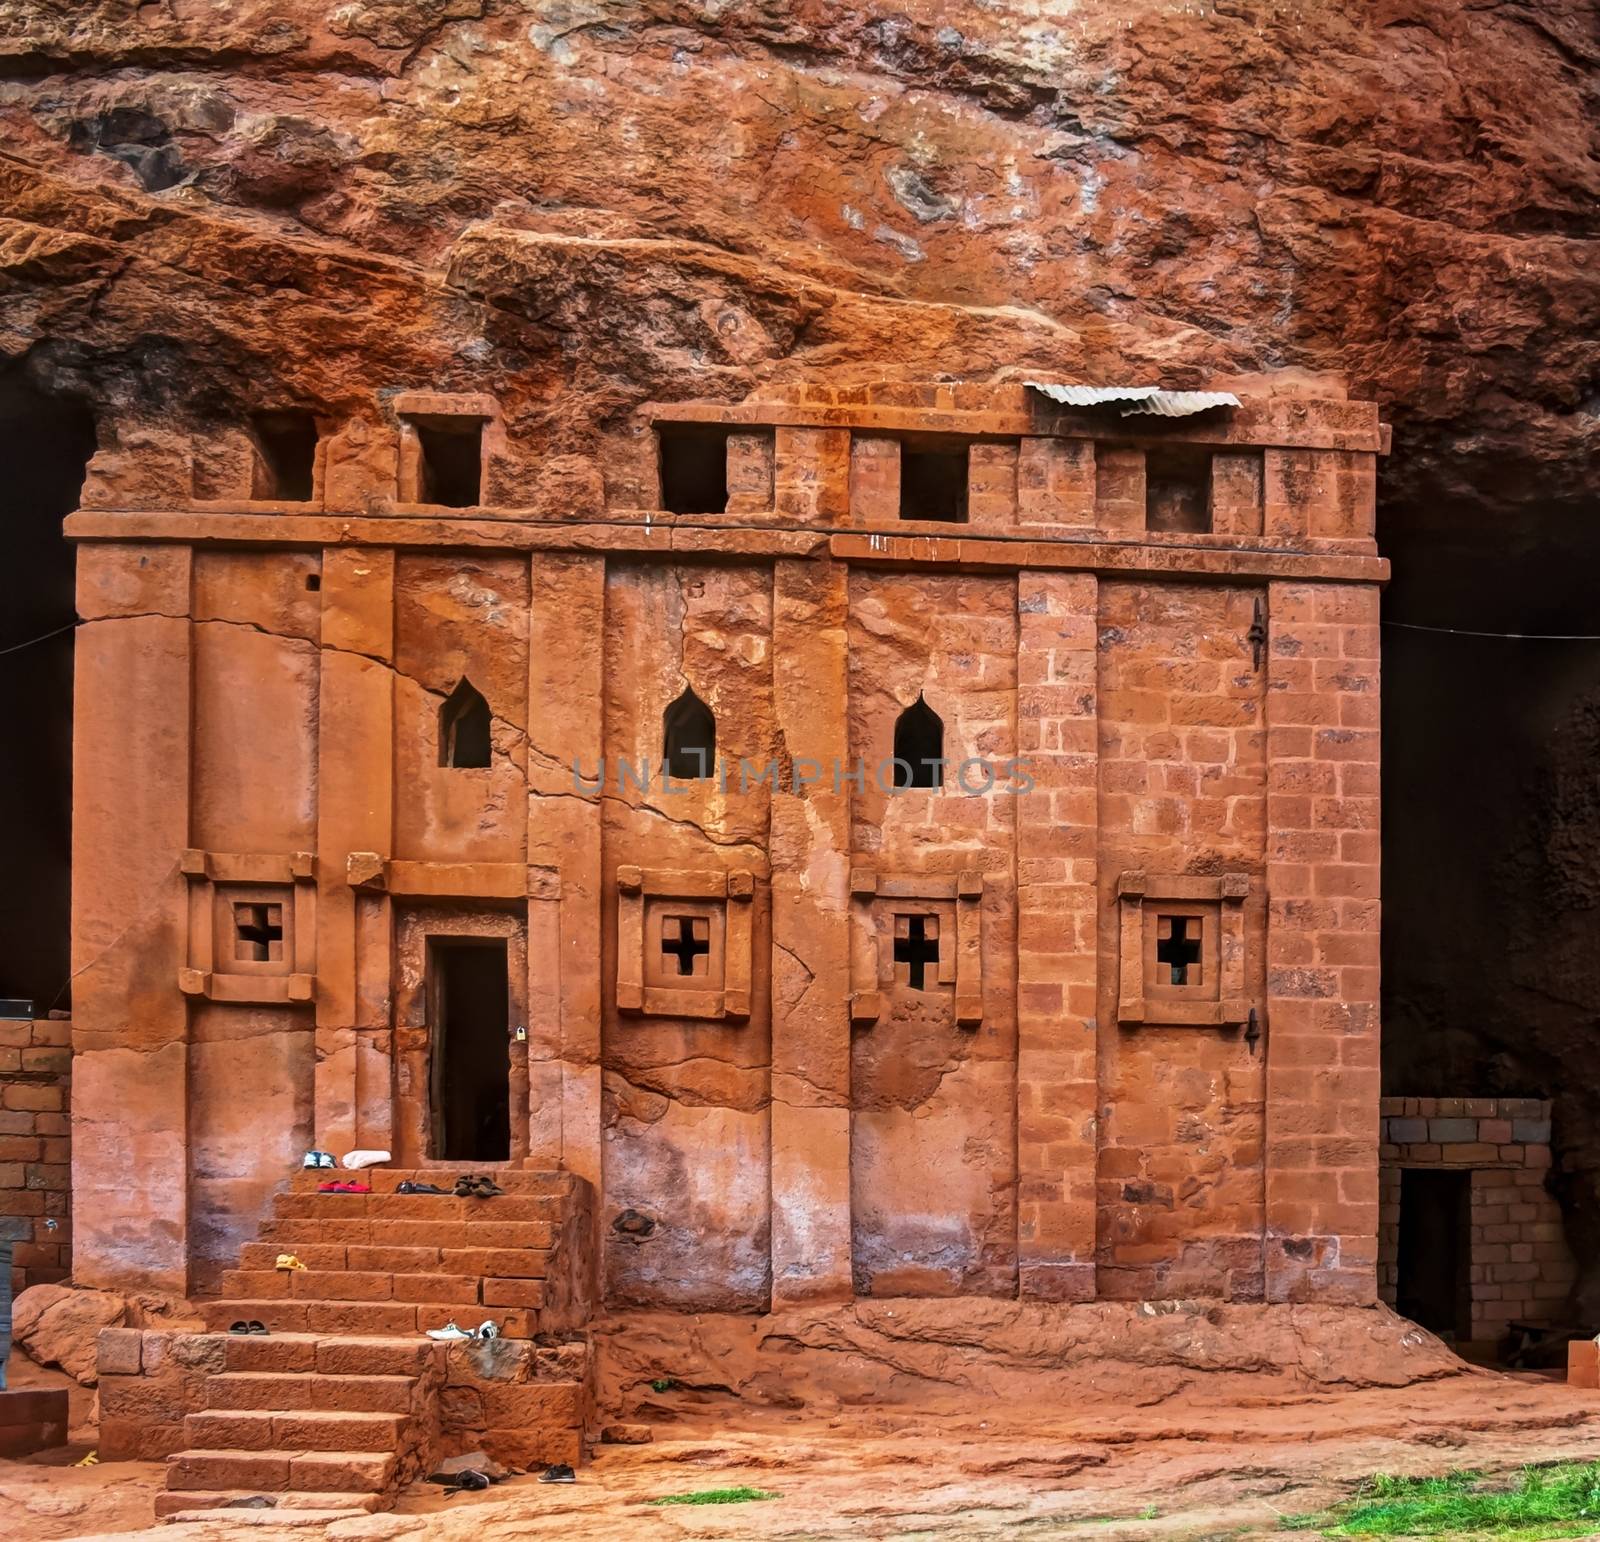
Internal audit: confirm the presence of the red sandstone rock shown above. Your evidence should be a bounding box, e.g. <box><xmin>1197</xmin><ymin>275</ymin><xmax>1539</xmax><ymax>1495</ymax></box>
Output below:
<box><xmin>12</xmin><ymin>1283</ymin><xmax>127</xmax><ymax>1384</ymax></box>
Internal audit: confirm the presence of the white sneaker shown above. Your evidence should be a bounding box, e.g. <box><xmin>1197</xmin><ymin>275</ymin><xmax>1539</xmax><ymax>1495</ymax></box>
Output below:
<box><xmin>475</xmin><ymin>1321</ymin><xmax>500</xmax><ymax>1341</ymax></box>
<box><xmin>426</xmin><ymin>1323</ymin><xmax>472</xmax><ymax>1341</ymax></box>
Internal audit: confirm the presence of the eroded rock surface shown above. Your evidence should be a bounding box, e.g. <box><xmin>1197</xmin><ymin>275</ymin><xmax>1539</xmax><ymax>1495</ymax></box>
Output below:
<box><xmin>0</xmin><ymin>0</ymin><xmax>1594</xmax><ymax>525</ymax></box>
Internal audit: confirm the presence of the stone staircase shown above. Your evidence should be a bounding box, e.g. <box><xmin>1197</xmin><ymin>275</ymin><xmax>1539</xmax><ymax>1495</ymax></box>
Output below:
<box><xmin>154</xmin><ymin>1330</ymin><xmax>440</xmax><ymax>1521</ymax></box>
<box><xmin>200</xmin><ymin>1168</ymin><xmax>582</xmax><ymax>1340</ymax></box>
<box><xmin>94</xmin><ymin>1168</ymin><xmax>596</xmax><ymax>1523</ymax></box>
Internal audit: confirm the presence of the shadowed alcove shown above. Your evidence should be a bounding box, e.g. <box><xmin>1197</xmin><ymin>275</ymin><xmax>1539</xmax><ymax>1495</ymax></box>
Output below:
<box><xmin>0</xmin><ymin>375</ymin><xmax>95</xmax><ymax>1010</ymax></box>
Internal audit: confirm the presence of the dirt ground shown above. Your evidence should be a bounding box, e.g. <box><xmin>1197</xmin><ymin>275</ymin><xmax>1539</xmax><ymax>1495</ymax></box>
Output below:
<box><xmin>5</xmin><ymin>1361</ymin><xmax>1600</xmax><ymax>1542</ymax></box>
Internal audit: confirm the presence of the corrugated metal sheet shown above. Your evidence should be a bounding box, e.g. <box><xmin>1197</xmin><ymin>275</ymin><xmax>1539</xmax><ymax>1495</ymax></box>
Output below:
<box><xmin>1026</xmin><ymin>382</ymin><xmax>1241</xmax><ymax>418</ymax></box>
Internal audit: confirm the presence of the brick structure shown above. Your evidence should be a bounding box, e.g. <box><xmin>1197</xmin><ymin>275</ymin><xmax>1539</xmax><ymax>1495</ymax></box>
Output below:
<box><xmin>64</xmin><ymin>380</ymin><xmax>1387</xmax><ymax>1514</ymax></box>
<box><xmin>0</xmin><ymin>1013</ymin><xmax>71</xmax><ymax>1291</ymax></box>
<box><xmin>1379</xmin><ymin>1096</ymin><xmax>1575</xmax><ymax>1346</ymax></box>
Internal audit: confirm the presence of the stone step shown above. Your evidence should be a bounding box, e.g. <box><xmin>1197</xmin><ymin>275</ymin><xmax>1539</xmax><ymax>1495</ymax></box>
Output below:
<box><xmin>198</xmin><ymin>1332</ymin><xmax>436</xmax><ymax>1377</ymax></box>
<box><xmin>199</xmin><ymin>1297</ymin><xmax>536</xmax><ymax>1339</ymax></box>
<box><xmin>205</xmin><ymin>1372</ymin><xmax>418</xmax><ymax>1416</ymax></box>
<box><xmin>155</xmin><ymin>1491</ymin><xmax>381</xmax><ymax>1521</ymax></box>
<box><xmin>289</xmin><ymin>1168</ymin><xmax>572</xmax><ymax>1197</ymax></box>
<box><xmin>222</xmin><ymin>1256</ymin><xmax>551</xmax><ymax>1303</ymax></box>
<box><xmin>258</xmin><ymin>1216</ymin><xmax>555</xmax><ymax>1251</ymax></box>
<box><xmin>273</xmin><ymin>1191</ymin><xmax>561</xmax><ymax>1224</ymax></box>
<box><xmin>184</xmin><ymin>1408</ymin><xmax>407</xmax><ymax>1453</ymax></box>
<box><xmin>167</xmin><ymin>1447</ymin><xmax>396</xmax><ymax>1495</ymax></box>
<box><xmin>200</xmin><ymin>1298</ymin><xmax>420</xmax><ymax>1336</ymax></box>
<box><xmin>238</xmin><ymin>1242</ymin><xmax>350</xmax><ymax>1270</ymax></box>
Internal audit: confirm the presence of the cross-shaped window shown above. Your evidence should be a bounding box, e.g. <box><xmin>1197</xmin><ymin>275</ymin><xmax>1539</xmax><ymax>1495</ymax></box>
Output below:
<box><xmin>1156</xmin><ymin>915</ymin><xmax>1202</xmax><ymax>986</ymax></box>
<box><xmin>233</xmin><ymin>902</ymin><xmax>283</xmax><ymax>962</ymax></box>
<box><xmin>660</xmin><ymin>915</ymin><xmax>710</xmax><ymax>977</ymax></box>
<box><xmin>893</xmin><ymin>914</ymin><xmax>940</xmax><ymax>991</ymax></box>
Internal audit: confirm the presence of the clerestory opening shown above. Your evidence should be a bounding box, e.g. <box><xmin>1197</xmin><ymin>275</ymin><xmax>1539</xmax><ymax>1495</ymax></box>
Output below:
<box><xmin>412</xmin><ymin>418</ymin><xmax>483</xmax><ymax>507</ymax></box>
<box><xmin>1144</xmin><ymin>444</ymin><xmax>1212</xmax><ymax>533</ymax></box>
<box><xmin>658</xmin><ymin>425</ymin><xmax>730</xmax><ymax>515</ymax></box>
<box><xmin>250</xmin><ymin>410</ymin><xmax>318</xmax><ymax>502</ymax></box>
<box><xmin>899</xmin><ymin>437</ymin><xmax>968</xmax><ymax>523</ymax></box>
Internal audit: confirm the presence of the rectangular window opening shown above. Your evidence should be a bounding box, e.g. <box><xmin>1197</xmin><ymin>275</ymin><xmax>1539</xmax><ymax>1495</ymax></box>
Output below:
<box><xmin>900</xmin><ymin>439</ymin><xmax>969</xmax><ymax>523</ymax></box>
<box><xmin>1396</xmin><ymin>1167</ymin><xmax>1472</xmax><ymax>1341</ymax></box>
<box><xmin>1145</xmin><ymin>443</ymin><xmax>1213</xmax><ymax>533</ymax></box>
<box><xmin>429</xmin><ymin>938</ymin><xmax>510</xmax><ymax>1163</ymax></box>
<box><xmin>658</xmin><ymin>425</ymin><xmax>730</xmax><ymax>514</ymax></box>
<box><xmin>413</xmin><ymin>418</ymin><xmax>483</xmax><ymax>508</ymax></box>
<box><xmin>251</xmin><ymin>410</ymin><xmax>318</xmax><ymax>502</ymax></box>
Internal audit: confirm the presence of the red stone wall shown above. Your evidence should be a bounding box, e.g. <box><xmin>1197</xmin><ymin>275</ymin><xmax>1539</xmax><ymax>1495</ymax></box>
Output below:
<box><xmin>0</xmin><ymin>1015</ymin><xmax>71</xmax><ymax>1291</ymax></box>
<box><xmin>847</xmin><ymin>571</ymin><xmax>1018</xmax><ymax>1296</ymax></box>
<box><xmin>599</xmin><ymin>562</ymin><xmax>775</xmax><ymax>1311</ymax></box>
<box><xmin>1095</xmin><ymin>583</ymin><xmax>1268</xmax><ymax>1299</ymax></box>
<box><xmin>187</xmin><ymin>552</ymin><xmax>321</xmax><ymax>1292</ymax></box>
<box><xmin>1263</xmin><ymin>583</ymin><xmax>1382</xmax><ymax>1302</ymax></box>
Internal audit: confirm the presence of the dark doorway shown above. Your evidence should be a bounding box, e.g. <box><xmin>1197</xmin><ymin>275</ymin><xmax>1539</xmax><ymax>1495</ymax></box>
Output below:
<box><xmin>0</xmin><ymin>377</ymin><xmax>95</xmax><ymax>1010</ymax></box>
<box><xmin>430</xmin><ymin>939</ymin><xmax>510</xmax><ymax>1163</ymax></box>
<box><xmin>1396</xmin><ymin>1167</ymin><xmax>1472</xmax><ymax>1339</ymax></box>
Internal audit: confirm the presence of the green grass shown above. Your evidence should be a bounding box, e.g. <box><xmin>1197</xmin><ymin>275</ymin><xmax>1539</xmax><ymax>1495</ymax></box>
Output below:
<box><xmin>646</xmin><ymin>1486</ymin><xmax>781</xmax><ymax>1507</ymax></box>
<box><xmin>1282</xmin><ymin>1463</ymin><xmax>1600</xmax><ymax>1538</ymax></box>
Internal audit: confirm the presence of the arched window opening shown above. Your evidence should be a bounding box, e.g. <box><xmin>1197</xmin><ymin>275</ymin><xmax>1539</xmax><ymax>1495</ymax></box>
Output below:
<box><xmin>664</xmin><ymin>686</ymin><xmax>716</xmax><ymax>780</ymax></box>
<box><xmin>893</xmin><ymin>694</ymin><xmax>944</xmax><ymax>789</ymax></box>
<box><xmin>440</xmin><ymin>678</ymin><xmax>492</xmax><ymax>768</ymax></box>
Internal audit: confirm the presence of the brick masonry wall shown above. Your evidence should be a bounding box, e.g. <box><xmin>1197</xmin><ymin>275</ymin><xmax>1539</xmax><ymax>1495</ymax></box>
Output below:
<box><xmin>1379</xmin><ymin>1096</ymin><xmax>1573</xmax><ymax>1341</ymax></box>
<box><xmin>0</xmin><ymin>1015</ymin><xmax>71</xmax><ymax>1290</ymax></box>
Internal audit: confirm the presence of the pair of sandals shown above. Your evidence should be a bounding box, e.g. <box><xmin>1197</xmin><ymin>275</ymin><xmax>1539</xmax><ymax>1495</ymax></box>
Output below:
<box><xmin>397</xmin><ymin>1175</ymin><xmax>503</xmax><ymax>1198</ymax></box>
<box><xmin>228</xmin><ymin>1320</ymin><xmax>270</xmax><ymax>1335</ymax></box>
<box><xmin>437</xmin><ymin>1462</ymin><xmax>575</xmax><ymax>1497</ymax></box>
<box><xmin>317</xmin><ymin>1180</ymin><xmax>371</xmax><ymax>1193</ymax></box>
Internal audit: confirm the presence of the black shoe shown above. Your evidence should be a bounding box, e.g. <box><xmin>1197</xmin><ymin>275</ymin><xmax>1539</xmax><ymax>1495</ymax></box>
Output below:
<box><xmin>538</xmin><ymin>1463</ymin><xmax>576</xmax><ymax>1484</ymax></box>
<box><xmin>228</xmin><ymin>1321</ymin><xmax>250</xmax><ymax>1335</ymax></box>
<box><xmin>445</xmin><ymin>1470</ymin><xmax>492</xmax><ymax>1495</ymax></box>
<box><xmin>398</xmin><ymin>1180</ymin><xmax>450</xmax><ymax>1195</ymax></box>
<box><xmin>248</xmin><ymin>1320</ymin><xmax>269</xmax><ymax>1335</ymax></box>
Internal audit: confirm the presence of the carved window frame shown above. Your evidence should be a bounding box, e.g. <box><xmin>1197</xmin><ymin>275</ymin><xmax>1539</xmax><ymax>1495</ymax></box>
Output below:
<box><xmin>615</xmin><ymin>865</ymin><xmax>755</xmax><ymax>1022</ymax></box>
<box><xmin>848</xmin><ymin>868</ymin><xmax>985</xmax><ymax>1030</ymax></box>
<box><xmin>1116</xmin><ymin>870</ymin><xmax>1249</xmax><ymax>1028</ymax></box>
<box><xmin>179</xmin><ymin>850</ymin><xmax>317</xmax><ymax>1005</ymax></box>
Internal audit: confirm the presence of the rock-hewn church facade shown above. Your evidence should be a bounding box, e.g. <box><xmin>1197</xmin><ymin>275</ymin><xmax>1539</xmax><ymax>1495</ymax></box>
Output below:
<box><xmin>70</xmin><ymin>380</ymin><xmax>1384</xmax><ymax>1318</ymax></box>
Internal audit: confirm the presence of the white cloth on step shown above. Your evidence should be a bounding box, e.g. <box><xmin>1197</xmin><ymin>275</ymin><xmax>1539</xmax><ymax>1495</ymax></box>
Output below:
<box><xmin>341</xmin><ymin>1148</ymin><xmax>392</xmax><ymax>1170</ymax></box>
